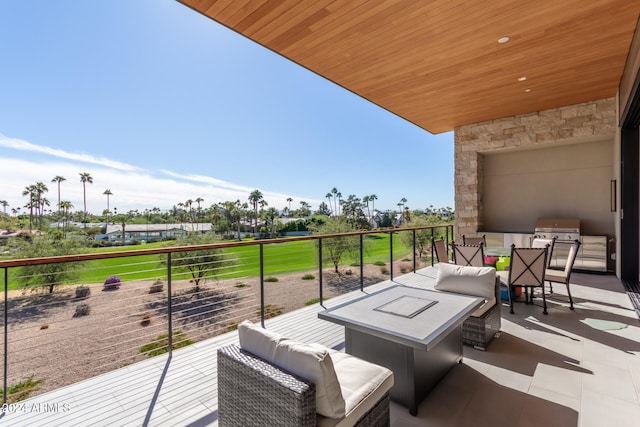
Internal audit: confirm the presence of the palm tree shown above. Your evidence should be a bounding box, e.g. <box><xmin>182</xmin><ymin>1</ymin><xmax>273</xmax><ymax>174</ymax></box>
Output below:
<box><xmin>22</xmin><ymin>184</ymin><xmax>36</xmax><ymax>230</ymax></box>
<box><xmin>195</xmin><ymin>197</ymin><xmax>204</xmax><ymax>230</ymax></box>
<box><xmin>363</xmin><ymin>195</ymin><xmax>371</xmax><ymax>220</ymax></box>
<box><xmin>51</xmin><ymin>175</ymin><xmax>66</xmax><ymax>214</ymax></box>
<box><xmin>0</xmin><ymin>200</ymin><xmax>8</xmax><ymax>215</ymax></box>
<box><xmin>79</xmin><ymin>172</ymin><xmax>93</xmax><ymax>228</ymax></box>
<box><xmin>325</xmin><ymin>192</ymin><xmax>333</xmax><ymax>214</ymax></box>
<box><xmin>286</xmin><ymin>197</ymin><xmax>293</xmax><ymax>217</ymax></box>
<box><xmin>248</xmin><ymin>189</ymin><xmax>263</xmax><ymax>234</ymax></box>
<box><xmin>331</xmin><ymin>187</ymin><xmax>339</xmax><ymax>215</ymax></box>
<box><xmin>369</xmin><ymin>194</ymin><xmax>378</xmax><ymax>215</ymax></box>
<box><xmin>33</xmin><ymin>181</ymin><xmax>49</xmax><ymax>230</ymax></box>
<box><xmin>59</xmin><ymin>200</ymin><xmax>73</xmax><ymax>238</ymax></box>
<box><xmin>184</xmin><ymin>199</ymin><xmax>194</xmax><ymax>223</ymax></box>
<box><xmin>263</xmin><ymin>207</ymin><xmax>279</xmax><ymax>237</ymax></box>
<box><xmin>103</xmin><ymin>189</ymin><xmax>113</xmax><ymax>223</ymax></box>
<box><xmin>399</xmin><ymin>197</ymin><xmax>407</xmax><ymax>212</ymax></box>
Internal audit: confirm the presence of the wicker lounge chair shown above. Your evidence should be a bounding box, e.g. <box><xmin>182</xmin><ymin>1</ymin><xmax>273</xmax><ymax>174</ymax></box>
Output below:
<box><xmin>218</xmin><ymin>321</ymin><xmax>394</xmax><ymax>426</ymax></box>
<box><xmin>434</xmin><ymin>263</ymin><xmax>501</xmax><ymax>350</ymax></box>
<box><xmin>462</xmin><ymin>275</ymin><xmax>502</xmax><ymax>350</ymax></box>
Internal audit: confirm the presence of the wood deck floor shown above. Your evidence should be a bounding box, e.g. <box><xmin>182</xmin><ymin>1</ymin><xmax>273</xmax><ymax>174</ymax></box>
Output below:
<box><xmin>2</xmin><ymin>267</ymin><xmax>639</xmax><ymax>427</ymax></box>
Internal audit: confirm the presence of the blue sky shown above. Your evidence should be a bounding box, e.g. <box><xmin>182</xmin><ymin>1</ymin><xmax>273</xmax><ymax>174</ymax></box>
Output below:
<box><xmin>0</xmin><ymin>0</ymin><xmax>454</xmax><ymax>216</ymax></box>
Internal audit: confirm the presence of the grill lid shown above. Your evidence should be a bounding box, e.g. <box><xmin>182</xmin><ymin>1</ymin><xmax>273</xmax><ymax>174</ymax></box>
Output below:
<box><xmin>534</xmin><ymin>218</ymin><xmax>580</xmax><ymax>241</ymax></box>
<box><xmin>534</xmin><ymin>218</ymin><xmax>580</xmax><ymax>232</ymax></box>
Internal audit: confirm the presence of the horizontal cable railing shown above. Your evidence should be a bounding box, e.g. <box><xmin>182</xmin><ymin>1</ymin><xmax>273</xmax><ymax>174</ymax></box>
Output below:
<box><xmin>0</xmin><ymin>224</ymin><xmax>453</xmax><ymax>404</ymax></box>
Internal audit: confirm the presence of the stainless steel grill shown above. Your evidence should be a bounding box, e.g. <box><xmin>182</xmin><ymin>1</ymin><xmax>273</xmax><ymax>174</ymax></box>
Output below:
<box><xmin>533</xmin><ymin>218</ymin><xmax>580</xmax><ymax>242</ymax></box>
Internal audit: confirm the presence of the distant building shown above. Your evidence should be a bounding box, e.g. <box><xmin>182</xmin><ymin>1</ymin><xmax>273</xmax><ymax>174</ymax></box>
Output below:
<box><xmin>101</xmin><ymin>223</ymin><xmax>213</xmax><ymax>242</ymax></box>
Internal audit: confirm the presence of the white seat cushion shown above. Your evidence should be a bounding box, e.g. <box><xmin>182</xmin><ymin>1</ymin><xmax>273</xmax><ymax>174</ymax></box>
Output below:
<box><xmin>273</xmin><ymin>340</ymin><xmax>346</xmax><ymax>419</ymax></box>
<box><xmin>317</xmin><ymin>350</ymin><xmax>394</xmax><ymax>427</ymax></box>
<box><xmin>435</xmin><ymin>262</ymin><xmax>497</xmax><ymax>315</ymax></box>
<box><xmin>545</xmin><ymin>268</ymin><xmax>567</xmax><ymax>283</ymax></box>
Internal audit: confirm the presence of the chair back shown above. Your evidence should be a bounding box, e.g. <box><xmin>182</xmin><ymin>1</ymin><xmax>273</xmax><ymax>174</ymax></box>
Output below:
<box><xmin>452</xmin><ymin>242</ymin><xmax>485</xmax><ymax>267</ymax></box>
<box><xmin>462</xmin><ymin>234</ymin><xmax>486</xmax><ymax>246</ymax></box>
<box><xmin>532</xmin><ymin>237</ymin><xmax>556</xmax><ymax>268</ymax></box>
<box><xmin>433</xmin><ymin>238</ymin><xmax>449</xmax><ymax>263</ymax></box>
<box><xmin>508</xmin><ymin>245</ymin><xmax>547</xmax><ymax>287</ymax></box>
<box><xmin>564</xmin><ymin>240</ymin><xmax>581</xmax><ymax>277</ymax></box>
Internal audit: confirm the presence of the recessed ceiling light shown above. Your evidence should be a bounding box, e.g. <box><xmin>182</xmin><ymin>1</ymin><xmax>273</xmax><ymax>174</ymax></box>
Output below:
<box><xmin>518</xmin><ymin>76</ymin><xmax>527</xmax><ymax>82</ymax></box>
<box><xmin>498</xmin><ymin>36</ymin><xmax>510</xmax><ymax>44</ymax></box>
<box><xmin>524</xmin><ymin>88</ymin><xmax>532</xmax><ymax>93</ymax></box>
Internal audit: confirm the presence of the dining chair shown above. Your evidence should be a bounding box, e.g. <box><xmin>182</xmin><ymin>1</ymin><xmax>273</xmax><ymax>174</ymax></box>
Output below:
<box><xmin>498</xmin><ymin>244</ymin><xmax>549</xmax><ymax>315</ymax></box>
<box><xmin>451</xmin><ymin>242</ymin><xmax>485</xmax><ymax>267</ymax></box>
<box><xmin>545</xmin><ymin>240</ymin><xmax>581</xmax><ymax>310</ymax></box>
<box><xmin>532</xmin><ymin>236</ymin><xmax>556</xmax><ymax>291</ymax></box>
<box><xmin>462</xmin><ymin>234</ymin><xmax>486</xmax><ymax>246</ymax></box>
<box><xmin>432</xmin><ymin>238</ymin><xmax>450</xmax><ymax>263</ymax></box>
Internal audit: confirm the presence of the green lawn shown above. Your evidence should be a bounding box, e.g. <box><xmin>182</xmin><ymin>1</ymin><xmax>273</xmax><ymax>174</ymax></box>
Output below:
<box><xmin>4</xmin><ymin>233</ymin><xmax>414</xmax><ymax>290</ymax></box>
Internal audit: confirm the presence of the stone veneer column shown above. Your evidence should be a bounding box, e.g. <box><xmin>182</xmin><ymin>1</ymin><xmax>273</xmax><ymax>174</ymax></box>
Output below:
<box><xmin>453</xmin><ymin>97</ymin><xmax>617</xmax><ymax>237</ymax></box>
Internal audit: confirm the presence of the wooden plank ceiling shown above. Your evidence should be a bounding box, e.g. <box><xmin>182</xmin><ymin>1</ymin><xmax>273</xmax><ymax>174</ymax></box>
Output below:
<box><xmin>178</xmin><ymin>0</ymin><xmax>640</xmax><ymax>134</ymax></box>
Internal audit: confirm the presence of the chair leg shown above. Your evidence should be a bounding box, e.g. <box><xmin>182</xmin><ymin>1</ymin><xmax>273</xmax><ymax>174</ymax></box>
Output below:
<box><xmin>541</xmin><ymin>285</ymin><xmax>548</xmax><ymax>315</ymax></box>
<box><xmin>565</xmin><ymin>282</ymin><xmax>574</xmax><ymax>310</ymax></box>
<box><xmin>509</xmin><ymin>284</ymin><xmax>515</xmax><ymax>314</ymax></box>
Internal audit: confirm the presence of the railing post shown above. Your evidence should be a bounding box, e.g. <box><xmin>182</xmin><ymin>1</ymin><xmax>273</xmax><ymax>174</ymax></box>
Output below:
<box><xmin>431</xmin><ymin>227</ymin><xmax>435</xmax><ymax>266</ymax></box>
<box><xmin>389</xmin><ymin>231</ymin><xmax>394</xmax><ymax>281</ymax></box>
<box><xmin>359</xmin><ymin>234</ymin><xmax>364</xmax><ymax>291</ymax></box>
<box><xmin>318</xmin><ymin>238</ymin><xmax>323</xmax><ymax>306</ymax></box>
<box><xmin>166</xmin><ymin>253</ymin><xmax>173</xmax><ymax>357</ymax></box>
<box><xmin>412</xmin><ymin>229</ymin><xmax>417</xmax><ymax>272</ymax></box>
<box><xmin>3</xmin><ymin>267</ymin><xmax>8</xmax><ymax>405</ymax></box>
<box><xmin>260</xmin><ymin>244</ymin><xmax>265</xmax><ymax>327</ymax></box>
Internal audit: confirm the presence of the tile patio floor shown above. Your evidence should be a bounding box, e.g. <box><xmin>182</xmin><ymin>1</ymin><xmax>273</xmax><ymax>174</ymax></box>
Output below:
<box><xmin>2</xmin><ymin>267</ymin><xmax>639</xmax><ymax>426</ymax></box>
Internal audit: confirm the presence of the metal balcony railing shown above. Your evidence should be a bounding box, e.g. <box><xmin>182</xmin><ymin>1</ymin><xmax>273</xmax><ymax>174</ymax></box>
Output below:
<box><xmin>0</xmin><ymin>224</ymin><xmax>452</xmax><ymax>404</ymax></box>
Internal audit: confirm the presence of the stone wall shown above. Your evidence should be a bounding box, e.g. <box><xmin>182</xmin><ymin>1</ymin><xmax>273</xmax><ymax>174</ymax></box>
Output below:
<box><xmin>453</xmin><ymin>97</ymin><xmax>617</xmax><ymax>237</ymax></box>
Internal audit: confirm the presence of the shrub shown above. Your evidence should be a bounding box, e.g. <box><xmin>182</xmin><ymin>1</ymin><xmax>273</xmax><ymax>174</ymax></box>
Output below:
<box><xmin>75</xmin><ymin>285</ymin><xmax>91</xmax><ymax>299</ymax></box>
<box><xmin>257</xmin><ymin>304</ymin><xmax>284</xmax><ymax>319</ymax></box>
<box><xmin>235</xmin><ymin>282</ymin><xmax>249</xmax><ymax>288</ymax></box>
<box><xmin>149</xmin><ymin>279</ymin><xmax>163</xmax><ymax>294</ymax></box>
<box><xmin>373</xmin><ymin>261</ymin><xmax>386</xmax><ymax>266</ymax></box>
<box><xmin>301</xmin><ymin>274</ymin><xmax>315</xmax><ymax>280</ymax></box>
<box><xmin>0</xmin><ymin>376</ymin><xmax>43</xmax><ymax>403</ymax></box>
<box><xmin>73</xmin><ymin>303</ymin><xmax>91</xmax><ymax>317</ymax></box>
<box><xmin>399</xmin><ymin>263</ymin><xmax>412</xmax><ymax>274</ymax></box>
<box><xmin>380</xmin><ymin>266</ymin><xmax>389</xmax><ymax>275</ymax></box>
<box><xmin>139</xmin><ymin>331</ymin><xmax>194</xmax><ymax>357</ymax></box>
<box><xmin>264</xmin><ymin>276</ymin><xmax>279</xmax><ymax>282</ymax></box>
<box><xmin>140</xmin><ymin>313</ymin><xmax>151</xmax><ymax>326</ymax></box>
<box><xmin>103</xmin><ymin>275</ymin><xmax>121</xmax><ymax>290</ymax></box>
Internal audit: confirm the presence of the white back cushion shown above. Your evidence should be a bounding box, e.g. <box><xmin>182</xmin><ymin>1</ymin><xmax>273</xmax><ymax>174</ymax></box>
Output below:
<box><xmin>237</xmin><ymin>320</ymin><xmax>286</xmax><ymax>363</ymax></box>
<box><xmin>274</xmin><ymin>340</ymin><xmax>346</xmax><ymax>419</ymax></box>
<box><xmin>435</xmin><ymin>262</ymin><xmax>496</xmax><ymax>300</ymax></box>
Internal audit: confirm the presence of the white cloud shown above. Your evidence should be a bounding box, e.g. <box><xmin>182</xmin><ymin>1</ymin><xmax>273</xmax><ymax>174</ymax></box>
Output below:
<box><xmin>0</xmin><ymin>134</ymin><xmax>141</xmax><ymax>172</ymax></box>
<box><xmin>0</xmin><ymin>157</ymin><xmax>321</xmax><ymax>215</ymax></box>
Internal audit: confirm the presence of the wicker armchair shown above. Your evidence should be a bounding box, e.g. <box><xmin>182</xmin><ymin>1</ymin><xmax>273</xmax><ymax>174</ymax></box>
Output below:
<box><xmin>218</xmin><ymin>344</ymin><xmax>392</xmax><ymax>427</ymax></box>
<box><xmin>462</xmin><ymin>276</ymin><xmax>502</xmax><ymax>350</ymax></box>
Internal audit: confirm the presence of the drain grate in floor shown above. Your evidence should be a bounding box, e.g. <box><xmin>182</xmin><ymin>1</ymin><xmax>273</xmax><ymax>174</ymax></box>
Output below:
<box><xmin>622</xmin><ymin>279</ymin><xmax>640</xmax><ymax>319</ymax></box>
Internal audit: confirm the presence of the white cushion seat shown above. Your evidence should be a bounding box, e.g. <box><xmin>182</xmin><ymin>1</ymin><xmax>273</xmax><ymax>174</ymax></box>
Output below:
<box><xmin>544</xmin><ymin>268</ymin><xmax>567</xmax><ymax>283</ymax></box>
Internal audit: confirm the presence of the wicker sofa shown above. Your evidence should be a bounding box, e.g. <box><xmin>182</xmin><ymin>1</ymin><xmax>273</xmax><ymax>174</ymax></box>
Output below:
<box><xmin>217</xmin><ymin>321</ymin><xmax>394</xmax><ymax>426</ymax></box>
<box><xmin>434</xmin><ymin>263</ymin><xmax>502</xmax><ymax>350</ymax></box>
